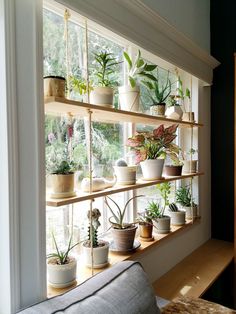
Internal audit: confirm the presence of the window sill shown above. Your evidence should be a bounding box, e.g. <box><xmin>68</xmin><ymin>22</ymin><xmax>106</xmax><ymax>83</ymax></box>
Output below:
<box><xmin>47</xmin><ymin>218</ymin><xmax>200</xmax><ymax>298</ymax></box>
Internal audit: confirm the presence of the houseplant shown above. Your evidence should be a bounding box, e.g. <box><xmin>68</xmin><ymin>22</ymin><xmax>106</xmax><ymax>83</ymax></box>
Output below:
<box><xmin>83</xmin><ymin>208</ymin><xmax>109</xmax><ymax>268</ymax></box>
<box><xmin>164</xmin><ymin>145</ymin><xmax>183</xmax><ymax>176</ymax></box>
<box><xmin>47</xmin><ymin>233</ymin><xmax>79</xmax><ymax>288</ymax></box>
<box><xmin>168</xmin><ymin>203</ymin><xmax>186</xmax><ymax>225</ymax></box>
<box><xmin>113</xmin><ymin>158</ymin><xmax>137</xmax><ymax>185</ymax></box>
<box><xmin>175</xmin><ymin>186</ymin><xmax>198</xmax><ymax>219</ymax></box>
<box><xmin>145</xmin><ymin>71</ymin><xmax>172</xmax><ymax>117</ymax></box>
<box><xmin>90</xmin><ymin>50</ymin><xmax>121</xmax><ymax>107</ymax></box>
<box><xmin>146</xmin><ymin>200</ymin><xmax>170</xmax><ymax>234</ymax></box>
<box><xmin>182</xmin><ymin>148</ymin><xmax>198</xmax><ymax>174</ymax></box>
<box><xmin>126</xmin><ymin>124</ymin><xmax>178</xmax><ymax>180</ymax></box>
<box><xmin>136</xmin><ymin>208</ymin><xmax>154</xmax><ymax>241</ymax></box>
<box><xmin>119</xmin><ymin>50</ymin><xmax>157</xmax><ymax>112</ymax></box>
<box><xmin>105</xmin><ymin>195</ymin><xmax>143</xmax><ymax>251</ymax></box>
<box><xmin>182</xmin><ymin>87</ymin><xmax>195</xmax><ymax>122</ymax></box>
<box><xmin>165</xmin><ymin>94</ymin><xmax>183</xmax><ymax>120</ymax></box>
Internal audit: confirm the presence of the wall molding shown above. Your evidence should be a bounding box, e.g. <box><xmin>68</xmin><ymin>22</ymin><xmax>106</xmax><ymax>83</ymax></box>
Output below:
<box><xmin>57</xmin><ymin>0</ymin><xmax>219</xmax><ymax>84</ymax></box>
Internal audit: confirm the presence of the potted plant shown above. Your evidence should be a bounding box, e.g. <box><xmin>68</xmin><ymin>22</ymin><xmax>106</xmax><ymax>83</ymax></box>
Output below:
<box><xmin>164</xmin><ymin>145</ymin><xmax>183</xmax><ymax>176</ymax></box>
<box><xmin>127</xmin><ymin>124</ymin><xmax>178</xmax><ymax>180</ymax></box>
<box><xmin>83</xmin><ymin>208</ymin><xmax>109</xmax><ymax>268</ymax></box>
<box><xmin>113</xmin><ymin>158</ymin><xmax>137</xmax><ymax>185</ymax></box>
<box><xmin>105</xmin><ymin>195</ymin><xmax>142</xmax><ymax>251</ymax></box>
<box><xmin>175</xmin><ymin>186</ymin><xmax>198</xmax><ymax>219</ymax></box>
<box><xmin>165</xmin><ymin>94</ymin><xmax>183</xmax><ymax>120</ymax></box>
<box><xmin>182</xmin><ymin>87</ymin><xmax>195</xmax><ymax>122</ymax></box>
<box><xmin>47</xmin><ymin>233</ymin><xmax>79</xmax><ymax>288</ymax></box>
<box><xmin>136</xmin><ymin>208</ymin><xmax>154</xmax><ymax>241</ymax></box>
<box><xmin>119</xmin><ymin>50</ymin><xmax>157</xmax><ymax>112</ymax></box>
<box><xmin>168</xmin><ymin>203</ymin><xmax>186</xmax><ymax>225</ymax></box>
<box><xmin>146</xmin><ymin>201</ymin><xmax>170</xmax><ymax>234</ymax></box>
<box><xmin>145</xmin><ymin>71</ymin><xmax>172</xmax><ymax>117</ymax></box>
<box><xmin>90</xmin><ymin>50</ymin><xmax>121</xmax><ymax>107</ymax></box>
<box><xmin>182</xmin><ymin>148</ymin><xmax>198</xmax><ymax>174</ymax></box>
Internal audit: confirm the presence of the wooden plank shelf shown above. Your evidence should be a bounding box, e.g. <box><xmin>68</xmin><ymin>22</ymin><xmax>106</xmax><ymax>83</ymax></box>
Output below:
<box><xmin>45</xmin><ymin>96</ymin><xmax>203</xmax><ymax>128</ymax></box>
<box><xmin>46</xmin><ymin>172</ymin><xmax>203</xmax><ymax>207</ymax></box>
<box><xmin>153</xmin><ymin>239</ymin><xmax>234</xmax><ymax>300</ymax></box>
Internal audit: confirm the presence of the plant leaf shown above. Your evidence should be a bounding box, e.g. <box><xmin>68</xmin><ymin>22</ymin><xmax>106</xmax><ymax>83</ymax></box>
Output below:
<box><xmin>123</xmin><ymin>51</ymin><xmax>132</xmax><ymax>70</ymax></box>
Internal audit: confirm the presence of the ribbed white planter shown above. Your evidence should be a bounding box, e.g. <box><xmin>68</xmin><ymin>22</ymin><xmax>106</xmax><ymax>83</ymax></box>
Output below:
<box><xmin>113</xmin><ymin>165</ymin><xmax>137</xmax><ymax>185</ymax></box>
<box><xmin>140</xmin><ymin>159</ymin><xmax>164</xmax><ymax>180</ymax></box>
<box><xmin>182</xmin><ymin>160</ymin><xmax>198</xmax><ymax>174</ymax></box>
<box><xmin>47</xmin><ymin>257</ymin><xmax>77</xmax><ymax>288</ymax></box>
<box><xmin>90</xmin><ymin>87</ymin><xmax>114</xmax><ymax>107</ymax></box>
<box><xmin>165</xmin><ymin>105</ymin><xmax>183</xmax><ymax>120</ymax></box>
<box><xmin>83</xmin><ymin>241</ymin><xmax>109</xmax><ymax>268</ymax></box>
<box><xmin>118</xmin><ymin>85</ymin><xmax>140</xmax><ymax>112</ymax></box>
<box><xmin>183</xmin><ymin>205</ymin><xmax>198</xmax><ymax>219</ymax></box>
<box><xmin>153</xmin><ymin>216</ymin><xmax>171</xmax><ymax>234</ymax></box>
<box><xmin>169</xmin><ymin>210</ymin><xmax>186</xmax><ymax>226</ymax></box>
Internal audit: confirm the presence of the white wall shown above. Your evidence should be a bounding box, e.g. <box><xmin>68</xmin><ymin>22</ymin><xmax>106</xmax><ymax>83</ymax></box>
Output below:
<box><xmin>142</xmin><ymin>0</ymin><xmax>210</xmax><ymax>52</ymax></box>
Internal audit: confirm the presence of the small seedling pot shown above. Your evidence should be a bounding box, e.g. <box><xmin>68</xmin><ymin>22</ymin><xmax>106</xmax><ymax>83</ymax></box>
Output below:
<box><xmin>164</xmin><ymin>165</ymin><xmax>182</xmax><ymax>176</ymax></box>
<box><xmin>50</xmin><ymin>173</ymin><xmax>76</xmax><ymax>198</ymax></box>
<box><xmin>182</xmin><ymin>112</ymin><xmax>195</xmax><ymax>122</ymax></box>
<box><xmin>183</xmin><ymin>205</ymin><xmax>198</xmax><ymax>219</ymax></box>
<box><xmin>139</xmin><ymin>222</ymin><xmax>154</xmax><ymax>241</ymax></box>
<box><xmin>182</xmin><ymin>160</ymin><xmax>198</xmax><ymax>174</ymax></box>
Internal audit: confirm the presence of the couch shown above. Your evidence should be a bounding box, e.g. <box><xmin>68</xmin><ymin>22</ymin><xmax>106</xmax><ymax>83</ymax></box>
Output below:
<box><xmin>18</xmin><ymin>261</ymin><xmax>168</xmax><ymax>314</ymax></box>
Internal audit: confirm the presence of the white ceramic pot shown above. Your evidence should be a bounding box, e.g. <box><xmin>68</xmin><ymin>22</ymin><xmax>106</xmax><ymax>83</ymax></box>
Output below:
<box><xmin>118</xmin><ymin>85</ymin><xmax>140</xmax><ymax>112</ymax></box>
<box><xmin>47</xmin><ymin>257</ymin><xmax>77</xmax><ymax>288</ymax></box>
<box><xmin>183</xmin><ymin>205</ymin><xmax>198</xmax><ymax>219</ymax></box>
<box><xmin>140</xmin><ymin>159</ymin><xmax>165</xmax><ymax>180</ymax></box>
<box><xmin>153</xmin><ymin>216</ymin><xmax>170</xmax><ymax>234</ymax></box>
<box><xmin>169</xmin><ymin>210</ymin><xmax>186</xmax><ymax>226</ymax></box>
<box><xmin>165</xmin><ymin>105</ymin><xmax>183</xmax><ymax>120</ymax></box>
<box><xmin>182</xmin><ymin>112</ymin><xmax>195</xmax><ymax>122</ymax></box>
<box><xmin>150</xmin><ymin>104</ymin><xmax>166</xmax><ymax>116</ymax></box>
<box><xmin>182</xmin><ymin>160</ymin><xmax>198</xmax><ymax>174</ymax></box>
<box><xmin>113</xmin><ymin>166</ymin><xmax>137</xmax><ymax>185</ymax></box>
<box><xmin>83</xmin><ymin>241</ymin><xmax>109</xmax><ymax>268</ymax></box>
<box><xmin>90</xmin><ymin>87</ymin><xmax>114</xmax><ymax>107</ymax></box>
<box><xmin>50</xmin><ymin>173</ymin><xmax>76</xmax><ymax>198</ymax></box>
<box><xmin>44</xmin><ymin>76</ymin><xmax>66</xmax><ymax>98</ymax></box>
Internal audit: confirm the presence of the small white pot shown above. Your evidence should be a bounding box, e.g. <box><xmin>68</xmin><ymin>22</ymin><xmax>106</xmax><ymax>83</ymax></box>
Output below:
<box><xmin>165</xmin><ymin>105</ymin><xmax>183</xmax><ymax>120</ymax></box>
<box><xmin>182</xmin><ymin>112</ymin><xmax>195</xmax><ymax>122</ymax></box>
<box><xmin>150</xmin><ymin>104</ymin><xmax>166</xmax><ymax>116</ymax></box>
<box><xmin>47</xmin><ymin>257</ymin><xmax>77</xmax><ymax>288</ymax></box>
<box><xmin>118</xmin><ymin>85</ymin><xmax>140</xmax><ymax>112</ymax></box>
<box><xmin>140</xmin><ymin>159</ymin><xmax>164</xmax><ymax>180</ymax></box>
<box><xmin>83</xmin><ymin>241</ymin><xmax>109</xmax><ymax>268</ymax></box>
<box><xmin>90</xmin><ymin>87</ymin><xmax>114</xmax><ymax>107</ymax></box>
<box><xmin>182</xmin><ymin>160</ymin><xmax>198</xmax><ymax>174</ymax></box>
<box><xmin>169</xmin><ymin>210</ymin><xmax>186</xmax><ymax>226</ymax></box>
<box><xmin>153</xmin><ymin>216</ymin><xmax>171</xmax><ymax>234</ymax></box>
<box><xmin>113</xmin><ymin>166</ymin><xmax>137</xmax><ymax>185</ymax></box>
<box><xmin>183</xmin><ymin>205</ymin><xmax>198</xmax><ymax>219</ymax></box>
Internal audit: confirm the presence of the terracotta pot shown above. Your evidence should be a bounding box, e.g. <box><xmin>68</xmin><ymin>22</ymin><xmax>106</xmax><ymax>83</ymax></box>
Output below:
<box><xmin>118</xmin><ymin>85</ymin><xmax>140</xmax><ymax>112</ymax></box>
<box><xmin>50</xmin><ymin>173</ymin><xmax>76</xmax><ymax>198</ymax></box>
<box><xmin>182</xmin><ymin>112</ymin><xmax>195</xmax><ymax>122</ymax></box>
<box><xmin>111</xmin><ymin>225</ymin><xmax>137</xmax><ymax>251</ymax></box>
<box><xmin>47</xmin><ymin>256</ymin><xmax>77</xmax><ymax>288</ymax></box>
<box><xmin>153</xmin><ymin>216</ymin><xmax>171</xmax><ymax>234</ymax></box>
<box><xmin>83</xmin><ymin>241</ymin><xmax>109</xmax><ymax>268</ymax></box>
<box><xmin>44</xmin><ymin>76</ymin><xmax>66</xmax><ymax>98</ymax></box>
<box><xmin>168</xmin><ymin>210</ymin><xmax>186</xmax><ymax>226</ymax></box>
<box><xmin>140</xmin><ymin>159</ymin><xmax>165</xmax><ymax>180</ymax></box>
<box><xmin>164</xmin><ymin>165</ymin><xmax>182</xmax><ymax>176</ymax></box>
<box><xmin>139</xmin><ymin>222</ymin><xmax>153</xmax><ymax>240</ymax></box>
<box><xmin>90</xmin><ymin>87</ymin><xmax>114</xmax><ymax>107</ymax></box>
<box><xmin>113</xmin><ymin>165</ymin><xmax>137</xmax><ymax>185</ymax></box>
<box><xmin>150</xmin><ymin>103</ymin><xmax>166</xmax><ymax>116</ymax></box>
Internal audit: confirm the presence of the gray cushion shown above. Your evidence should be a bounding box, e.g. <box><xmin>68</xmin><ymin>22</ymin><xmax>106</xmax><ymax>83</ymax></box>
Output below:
<box><xmin>18</xmin><ymin>261</ymin><xmax>160</xmax><ymax>314</ymax></box>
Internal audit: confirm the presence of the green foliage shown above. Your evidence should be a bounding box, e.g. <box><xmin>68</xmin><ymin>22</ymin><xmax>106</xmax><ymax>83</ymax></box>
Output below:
<box><xmin>146</xmin><ymin>201</ymin><xmax>164</xmax><ymax>218</ymax></box>
<box><xmin>169</xmin><ymin>203</ymin><xmax>179</xmax><ymax>212</ymax></box>
<box><xmin>137</xmin><ymin>209</ymin><xmax>153</xmax><ymax>224</ymax></box>
<box><xmin>176</xmin><ymin>186</ymin><xmax>195</xmax><ymax>207</ymax></box>
<box><xmin>47</xmin><ymin>233</ymin><xmax>79</xmax><ymax>265</ymax></box>
<box><xmin>177</xmin><ymin>76</ymin><xmax>191</xmax><ymax>101</ymax></box>
<box><xmin>69</xmin><ymin>76</ymin><xmax>90</xmax><ymax>95</ymax></box>
<box><xmin>123</xmin><ymin>50</ymin><xmax>157</xmax><ymax>88</ymax></box>
<box><xmin>105</xmin><ymin>195</ymin><xmax>143</xmax><ymax>229</ymax></box>
<box><xmin>93</xmin><ymin>50</ymin><xmax>121</xmax><ymax>87</ymax></box>
<box><xmin>156</xmin><ymin>182</ymin><xmax>171</xmax><ymax>210</ymax></box>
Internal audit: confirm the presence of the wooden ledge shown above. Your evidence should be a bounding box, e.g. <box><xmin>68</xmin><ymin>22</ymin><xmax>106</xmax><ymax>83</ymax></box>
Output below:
<box><xmin>153</xmin><ymin>238</ymin><xmax>234</xmax><ymax>300</ymax></box>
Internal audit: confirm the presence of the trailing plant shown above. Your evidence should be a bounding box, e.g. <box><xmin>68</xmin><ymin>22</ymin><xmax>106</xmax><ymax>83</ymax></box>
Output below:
<box><xmin>123</xmin><ymin>50</ymin><xmax>157</xmax><ymax>88</ymax></box>
<box><xmin>175</xmin><ymin>186</ymin><xmax>196</xmax><ymax>207</ymax></box>
<box><xmin>93</xmin><ymin>50</ymin><xmax>121</xmax><ymax>87</ymax></box>
<box><xmin>69</xmin><ymin>76</ymin><xmax>91</xmax><ymax>96</ymax></box>
<box><xmin>177</xmin><ymin>76</ymin><xmax>191</xmax><ymax>111</ymax></box>
<box><xmin>47</xmin><ymin>233</ymin><xmax>80</xmax><ymax>265</ymax></box>
<box><xmin>126</xmin><ymin>124</ymin><xmax>178</xmax><ymax>164</ymax></box>
<box><xmin>84</xmin><ymin>208</ymin><xmax>101</xmax><ymax>248</ymax></box>
<box><xmin>169</xmin><ymin>203</ymin><xmax>179</xmax><ymax>212</ymax></box>
<box><xmin>145</xmin><ymin>201</ymin><xmax>164</xmax><ymax>219</ymax></box>
<box><xmin>156</xmin><ymin>182</ymin><xmax>171</xmax><ymax>211</ymax></box>
<box><xmin>105</xmin><ymin>195</ymin><xmax>143</xmax><ymax>229</ymax></box>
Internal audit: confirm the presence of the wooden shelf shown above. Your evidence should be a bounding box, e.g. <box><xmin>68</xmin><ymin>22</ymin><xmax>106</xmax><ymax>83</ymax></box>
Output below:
<box><xmin>46</xmin><ymin>172</ymin><xmax>203</xmax><ymax>207</ymax></box>
<box><xmin>45</xmin><ymin>96</ymin><xmax>203</xmax><ymax>128</ymax></box>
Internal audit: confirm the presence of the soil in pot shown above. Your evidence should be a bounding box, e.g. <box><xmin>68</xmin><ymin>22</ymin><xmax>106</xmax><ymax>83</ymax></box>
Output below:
<box><xmin>44</xmin><ymin>76</ymin><xmax>66</xmax><ymax>98</ymax></box>
<box><xmin>150</xmin><ymin>103</ymin><xmax>166</xmax><ymax>117</ymax></box>
<box><xmin>83</xmin><ymin>240</ymin><xmax>109</xmax><ymax>268</ymax></box>
<box><xmin>139</xmin><ymin>222</ymin><xmax>154</xmax><ymax>241</ymax></box>
<box><xmin>164</xmin><ymin>165</ymin><xmax>182</xmax><ymax>176</ymax></box>
<box><xmin>153</xmin><ymin>216</ymin><xmax>170</xmax><ymax>234</ymax></box>
<box><xmin>111</xmin><ymin>225</ymin><xmax>137</xmax><ymax>251</ymax></box>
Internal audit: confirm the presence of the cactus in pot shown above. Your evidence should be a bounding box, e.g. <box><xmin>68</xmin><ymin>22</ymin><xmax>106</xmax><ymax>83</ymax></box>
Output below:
<box><xmin>113</xmin><ymin>158</ymin><xmax>137</xmax><ymax>185</ymax></box>
<box><xmin>168</xmin><ymin>203</ymin><xmax>186</xmax><ymax>226</ymax></box>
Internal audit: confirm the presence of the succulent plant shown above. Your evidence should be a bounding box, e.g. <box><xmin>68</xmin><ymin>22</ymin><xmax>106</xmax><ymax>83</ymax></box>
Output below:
<box><xmin>115</xmin><ymin>158</ymin><xmax>128</xmax><ymax>167</ymax></box>
<box><xmin>169</xmin><ymin>203</ymin><xmax>179</xmax><ymax>212</ymax></box>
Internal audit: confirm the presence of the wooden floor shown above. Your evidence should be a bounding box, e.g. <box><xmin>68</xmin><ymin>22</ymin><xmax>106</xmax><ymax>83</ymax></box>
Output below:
<box><xmin>153</xmin><ymin>238</ymin><xmax>234</xmax><ymax>300</ymax></box>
